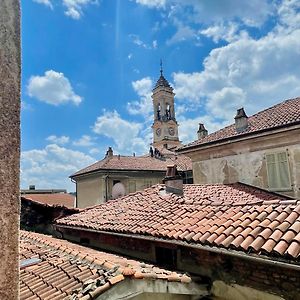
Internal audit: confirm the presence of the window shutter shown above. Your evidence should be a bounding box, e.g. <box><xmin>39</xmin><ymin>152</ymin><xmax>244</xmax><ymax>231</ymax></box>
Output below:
<box><xmin>266</xmin><ymin>154</ymin><xmax>277</xmax><ymax>189</ymax></box>
<box><xmin>266</xmin><ymin>152</ymin><xmax>291</xmax><ymax>190</ymax></box>
<box><xmin>277</xmin><ymin>152</ymin><xmax>290</xmax><ymax>189</ymax></box>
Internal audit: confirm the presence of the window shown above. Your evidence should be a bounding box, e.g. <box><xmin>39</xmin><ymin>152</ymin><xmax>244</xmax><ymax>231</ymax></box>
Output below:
<box><xmin>266</xmin><ymin>151</ymin><xmax>291</xmax><ymax>190</ymax></box>
<box><xmin>155</xmin><ymin>246</ymin><xmax>177</xmax><ymax>269</ymax></box>
<box><xmin>129</xmin><ymin>181</ymin><xmax>136</xmax><ymax>193</ymax></box>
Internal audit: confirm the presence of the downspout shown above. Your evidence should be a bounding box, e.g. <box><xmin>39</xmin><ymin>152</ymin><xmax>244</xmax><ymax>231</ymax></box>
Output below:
<box><xmin>105</xmin><ymin>175</ymin><xmax>109</xmax><ymax>202</ymax></box>
<box><xmin>70</xmin><ymin>177</ymin><xmax>77</xmax><ymax>208</ymax></box>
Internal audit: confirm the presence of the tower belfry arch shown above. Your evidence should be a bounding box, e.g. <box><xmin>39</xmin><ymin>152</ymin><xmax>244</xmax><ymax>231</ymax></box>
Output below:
<box><xmin>151</xmin><ymin>62</ymin><xmax>181</xmax><ymax>149</ymax></box>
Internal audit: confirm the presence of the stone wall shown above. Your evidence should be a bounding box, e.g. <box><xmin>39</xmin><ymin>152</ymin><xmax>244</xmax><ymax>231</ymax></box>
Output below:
<box><xmin>0</xmin><ymin>1</ymin><xmax>20</xmax><ymax>299</ymax></box>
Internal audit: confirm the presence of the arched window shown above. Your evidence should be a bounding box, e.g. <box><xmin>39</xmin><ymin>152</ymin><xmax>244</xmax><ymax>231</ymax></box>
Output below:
<box><xmin>166</xmin><ymin>103</ymin><xmax>171</xmax><ymax>119</ymax></box>
<box><xmin>157</xmin><ymin>103</ymin><xmax>161</xmax><ymax>120</ymax></box>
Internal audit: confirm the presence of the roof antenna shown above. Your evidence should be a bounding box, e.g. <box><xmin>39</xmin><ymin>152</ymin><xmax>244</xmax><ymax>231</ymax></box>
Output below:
<box><xmin>160</xmin><ymin>59</ymin><xmax>163</xmax><ymax>76</ymax></box>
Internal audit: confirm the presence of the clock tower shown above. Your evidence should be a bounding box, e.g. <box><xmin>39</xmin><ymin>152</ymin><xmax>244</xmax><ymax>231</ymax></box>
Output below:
<box><xmin>152</xmin><ymin>62</ymin><xmax>181</xmax><ymax>149</ymax></box>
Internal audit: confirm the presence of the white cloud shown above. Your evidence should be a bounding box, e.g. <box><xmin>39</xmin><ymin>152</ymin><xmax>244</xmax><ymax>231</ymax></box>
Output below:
<box><xmin>127</xmin><ymin>77</ymin><xmax>153</xmax><ymax>116</ymax></box>
<box><xmin>27</xmin><ymin>70</ymin><xmax>82</xmax><ymax>106</ymax></box>
<box><xmin>173</xmin><ymin>25</ymin><xmax>300</xmax><ymax>122</ymax></box>
<box><xmin>129</xmin><ymin>34</ymin><xmax>157</xmax><ymax>50</ymax></box>
<box><xmin>167</xmin><ymin>20</ymin><xmax>198</xmax><ymax>45</ymax></box>
<box><xmin>178</xmin><ymin>115</ymin><xmax>228</xmax><ymax>144</ymax></box>
<box><xmin>136</xmin><ymin>0</ymin><xmax>166</xmax><ymax>9</ymax></box>
<box><xmin>73</xmin><ymin>135</ymin><xmax>94</xmax><ymax>147</ymax></box>
<box><xmin>137</xmin><ymin>0</ymin><xmax>274</xmax><ymax>27</ymax></box>
<box><xmin>21</xmin><ymin>144</ymin><xmax>95</xmax><ymax>192</ymax></box>
<box><xmin>33</xmin><ymin>0</ymin><xmax>98</xmax><ymax>19</ymax></box>
<box><xmin>200</xmin><ymin>22</ymin><xmax>248</xmax><ymax>43</ymax></box>
<box><xmin>33</xmin><ymin>0</ymin><xmax>53</xmax><ymax>9</ymax></box>
<box><xmin>152</xmin><ymin>40</ymin><xmax>158</xmax><ymax>49</ymax></box>
<box><xmin>93</xmin><ymin>110</ymin><xmax>148</xmax><ymax>154</ymax></box>
<box><xmin>46</xmin><ymin>135</ymin><xmax>70</xmax><ymax>145</ymax></box>
<box><xmin>62</xmin><ymin>0</ymin><xmax>98</xmax><ymax>19</ymax></box>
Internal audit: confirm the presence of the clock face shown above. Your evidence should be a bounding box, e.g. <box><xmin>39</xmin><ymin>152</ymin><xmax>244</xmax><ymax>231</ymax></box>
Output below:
<box><xmin>168</xmin><ymin>127</ymin><xmax>175</xmax><ymax>136</ymax></box>
<box><xmin>156</xmin><ymin>128</ymin><xmax>161</xmax><ymax>136</ymax></box>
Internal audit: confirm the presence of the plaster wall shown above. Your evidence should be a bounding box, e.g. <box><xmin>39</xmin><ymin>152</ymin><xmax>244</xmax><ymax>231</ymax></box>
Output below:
<box><xmin>212</xmin><ymin>281</ymin><xmax>285</xmax><ymax>300</ymax></box>
<box><xmin>128</xmin><ymin>293</ymin><xmax>192</xmax><ymax>300</ymax></box>
<box><xmin>191</xmin><ymin>130</ymin><xmax>300</xmax><ymax>198</ymax></box>
<box><xmin>77</xmin><ymin>176</ymin><xmax>103</xmax><ymax>208</ymax></box>
<box><xmin>0</xmin><ymin>1</ymin><xmax>20</xmax><ymax>299</ymax></box>
<box><xmin>76</xmin><ymin>173</ymin><xmax>162</xmax><ymax>208</ymax></box>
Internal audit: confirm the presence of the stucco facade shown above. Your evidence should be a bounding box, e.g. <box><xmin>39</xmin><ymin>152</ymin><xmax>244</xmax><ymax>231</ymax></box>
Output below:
<box><xmin>183</xmin><ymin>126</ymin><xmax>300</xmax><ymax>199</ymax></box>
<box><xmin>76</xmin><ymin>170</ymin><xmax>163</xmax><ymax>208</ymax></box>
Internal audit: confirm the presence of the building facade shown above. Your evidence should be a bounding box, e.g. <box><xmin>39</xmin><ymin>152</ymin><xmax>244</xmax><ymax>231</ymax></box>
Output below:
<box><xmin>55</xmin><ymin>175</ymin><xmax>300</xmax><ymax>300</ymax></box>
<box><xmin>178</xmin><ymin>97</ymin><xmax>300</xmax><ymax>199</ymax></box>
<box><xmin>71</xmin><ymin>70</ymin><xmax>192</xmax><ymax>208</ymax></box>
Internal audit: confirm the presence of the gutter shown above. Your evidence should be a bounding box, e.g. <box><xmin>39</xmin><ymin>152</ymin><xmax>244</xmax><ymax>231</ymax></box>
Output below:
<box><xmin>55</xmin><ymin>224</ymin><xmax>300</xmax><ymax>271</ymax></box>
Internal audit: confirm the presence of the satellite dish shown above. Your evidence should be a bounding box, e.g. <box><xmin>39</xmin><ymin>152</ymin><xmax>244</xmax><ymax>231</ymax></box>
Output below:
<box><xmin>112</xmin><ymin>182</ymin><xmax>125</xmax><ymax>199</ymax></box>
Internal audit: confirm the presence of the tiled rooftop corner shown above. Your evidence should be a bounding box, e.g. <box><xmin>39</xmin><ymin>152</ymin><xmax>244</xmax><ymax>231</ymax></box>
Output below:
<box><xmin>179</xmin><ymin>97</ymin><xmax>300</xmax><ymax>150</ymax></box>
<box><xmin>56</xmin><ymin>183</ymin><xmax>300</xmax><ymax>261</ymax></box>
<box><xmin>20</xmin><ymin>230</ymin><xmax>205</xmax><ymax>300</ymax></box>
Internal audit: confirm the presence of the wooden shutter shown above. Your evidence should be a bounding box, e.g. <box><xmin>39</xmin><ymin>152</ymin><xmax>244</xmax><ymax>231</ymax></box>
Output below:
<box><xmin>266</xmin><ymin>152</ymin><xmax>291</xmax><ymax>190</ymax></box>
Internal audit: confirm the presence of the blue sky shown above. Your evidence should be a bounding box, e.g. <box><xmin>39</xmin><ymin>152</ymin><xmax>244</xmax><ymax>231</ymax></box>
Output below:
<box><xmin>21</xmin><ymin>0</ymin><xmax>300</xmax><ymax>191</ymax></box>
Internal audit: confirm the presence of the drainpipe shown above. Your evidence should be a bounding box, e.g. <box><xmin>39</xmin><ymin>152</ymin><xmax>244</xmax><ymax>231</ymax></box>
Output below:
<box><xmin>105</xmin><ymin>175</ymin><xmax>109</xmax><ymax>202</ymax></box>
<box><xmin>70</xmin><ymin>177</ymin><xmax>77</xmax><ymax>208</ymax></box>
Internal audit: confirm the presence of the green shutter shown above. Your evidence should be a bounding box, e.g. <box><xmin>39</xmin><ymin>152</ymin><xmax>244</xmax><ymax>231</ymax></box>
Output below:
<box><xmin>266</xmin><ymin>152</ymin><xmax>291</xmax><ymax>190</ymax></box>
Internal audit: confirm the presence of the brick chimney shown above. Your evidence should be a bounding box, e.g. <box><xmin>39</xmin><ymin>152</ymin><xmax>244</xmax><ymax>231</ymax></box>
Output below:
<box><xmin>163</xmin><ymin>165</ymin><xmax>183</xmax><ymax>195</ymax></box>
<box><xmin>197</xmin><ymin>123</ymin><xmax>208</xmax><ymax>139</ymax></box>
<box><xmin>234</xmin><ymin>108</ymin><xmax>248</xmax><ymax>133</ymax></box>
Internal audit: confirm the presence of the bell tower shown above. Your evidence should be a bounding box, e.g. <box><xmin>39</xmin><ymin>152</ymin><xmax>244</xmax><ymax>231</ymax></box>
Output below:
<box><xmin>152</xmin><ymin>61</ymin><xmax>181</xmax><ymax>149</ymax></box>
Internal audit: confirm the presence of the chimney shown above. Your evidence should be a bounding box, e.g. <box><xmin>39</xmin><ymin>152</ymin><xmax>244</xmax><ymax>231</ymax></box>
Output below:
<box><xmin>234</xmin><ymin>108</ymin><xmax>248</xmax><ymax>133</ymax></box>
<box><xmin>106</xmin><ymin>147</ymin><xmax>113</xmax><ymax>158</ymax></box>
<box><xmin>197</xmin><ymin>123</ymin><xmax>208</xmax><ymax>139</ymax></box>
<box><xmin>163</xmin><ymin>165</ymin><xmax>183</xmax><ymax>195</ymax></box>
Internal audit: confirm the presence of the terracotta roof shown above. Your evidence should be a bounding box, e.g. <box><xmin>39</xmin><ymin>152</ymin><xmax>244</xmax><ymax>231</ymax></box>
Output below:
<box><xmin>20</xmin><ymin>230</ymin><xmax>194</xmax><ymax>300</ymax></box>
<box><xmin>23</xmin><ymin>193</ymin><xmax>75</xmax><ymax>208</ymax></box>
<box><xmin>56</xmin><ymin>183</ymin><xmax>300</xmax><ymax>260</ymax></box>
<box><xmin>180</xmin><ymin>97</ymin><xmax>300</xmax><ymax>150</ymax></box>
<box><xmin>71</xmin><ymin>153</ymin><xmax>192</xmax><ymax>177</ymax></box>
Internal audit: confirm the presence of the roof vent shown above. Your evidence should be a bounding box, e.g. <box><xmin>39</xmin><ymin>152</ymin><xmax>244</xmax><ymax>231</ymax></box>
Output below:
<box><xmin>106</xmin><ymin>147</ymin><xmax>113</xmax><ymax>158</ymax></box>
<box><xmin>163</xmin><ymin>165</ymin><xmax>183</xmax><ymax>195</ymax></box>
<box><xmin>234</xmin><ymin>108</ymin><xmax>248</xmax><ymax>133</ymax></box>
<box><xmin>197</xmin><ymin>123</ymin><xmax>208</xmax><ymax>139</ymax></box>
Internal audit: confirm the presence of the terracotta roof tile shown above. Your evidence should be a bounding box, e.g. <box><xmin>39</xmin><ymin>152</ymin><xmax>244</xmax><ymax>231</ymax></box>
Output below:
<box><xmin>20</xmin><ymin>230</ymin><xmax>193</xmax><ymax>300</ymax></box>
<box><xmin>71</xmin><ymin>153</ymin><xmax>192</xmax><ymax>177</ymax></box>
<box><xmin>56</xmin><ymin>183</ymin><xmax>300</xmax><ymax>261</ymax></box>
<box><xmin>180</xmin><ymin>97</ymin><xmax>300</xmax><ymax>150</ymax></box>
<box><xmin>22</xmin><ymin>193</ymin><xmax>75</xmax><ymax>208</ymax></box>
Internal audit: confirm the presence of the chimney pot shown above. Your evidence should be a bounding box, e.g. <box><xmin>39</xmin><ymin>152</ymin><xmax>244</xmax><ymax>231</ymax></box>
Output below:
<box><xmin>163</xmin><ymin>165</ymin><xmax>183</xmax><ymax>195</ymax></box>
<box><xmin>234</xmin><ymin>107</ymin><xmax>248</xmax><ymax>133</ymax></box>
<box><xmin>197</xmin><ymin>123</ymin><xmax>208</xmax><ymax>139</ymax></box>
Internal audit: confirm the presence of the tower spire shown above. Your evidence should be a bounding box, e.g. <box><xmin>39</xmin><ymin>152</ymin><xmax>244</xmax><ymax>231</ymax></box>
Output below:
<box><xmin>160</xmin><ymin>59</ymin><xmax>163</xmax><ymax>76</ymax></box>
